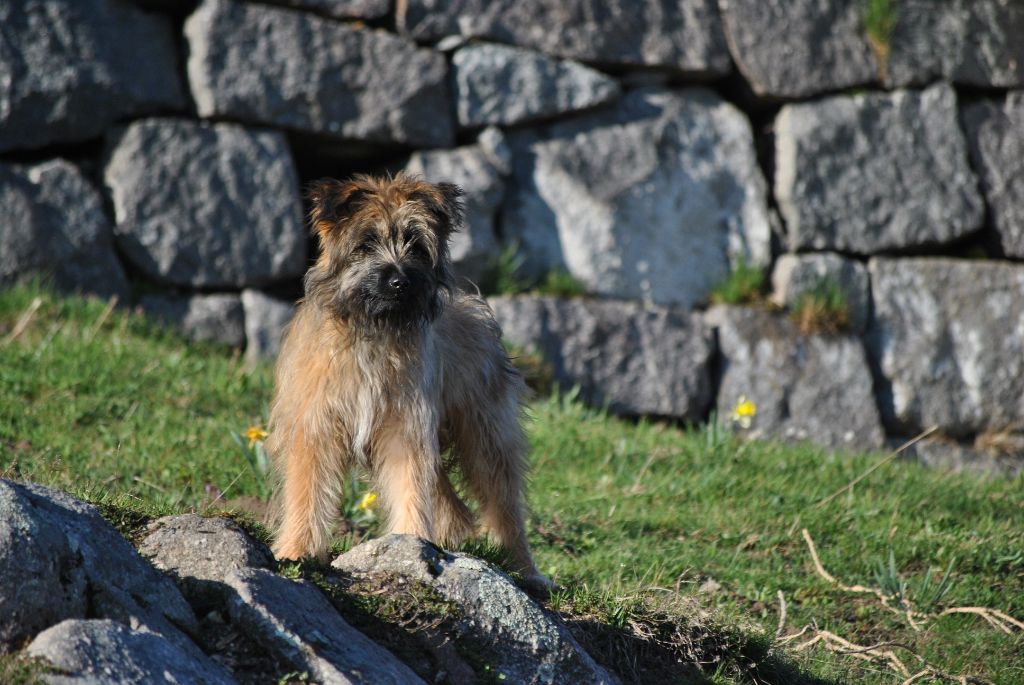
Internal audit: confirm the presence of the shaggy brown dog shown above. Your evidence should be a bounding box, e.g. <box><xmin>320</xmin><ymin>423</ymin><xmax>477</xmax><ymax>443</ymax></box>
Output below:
<box><xmin>267</xmin><ymin>174</ymin><xmax>550</xmax><ymax>588</ymax></box>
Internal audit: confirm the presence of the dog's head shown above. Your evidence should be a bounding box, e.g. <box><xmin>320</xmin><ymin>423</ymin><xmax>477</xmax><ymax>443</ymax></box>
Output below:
<box><xmin>304</xmin><ymin>174</ymin><xmax>463</xmax><ymax>334</ymax></box>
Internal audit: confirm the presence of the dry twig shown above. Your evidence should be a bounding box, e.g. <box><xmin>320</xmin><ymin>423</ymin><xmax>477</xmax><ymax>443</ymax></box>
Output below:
<box><xmin>4</xmin><ymin>296</ymin><xmax>43</xmax><ymax>344</ymax></box>
<box><xmin>787</xmin><ymin>625</ymin><xmax>994</xmax><ymax>684</ymax></box>
<box><xmin>774</xmin><ymin>590</ymin><xmax>787</xmax><ymax>641</ymax></box>
<box><xmin>83</xmin><ymin>295</ymin><xmax>119</xmax><ymax>343</ymax></box>
<box><xmin>815</xmin><ymin>426</ymin><xmax>939</xmax><ymax>509</ymax></box>
<box><xmin>801</xmin><ymin>528</ymin><xmax>1024</xmax><ymax>635</ymax></box>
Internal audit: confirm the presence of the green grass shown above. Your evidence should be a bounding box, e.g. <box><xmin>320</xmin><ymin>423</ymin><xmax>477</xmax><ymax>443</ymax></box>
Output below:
<box><xmin>485</xmin><ymin>242</ymin><xmax>587</xmax><ymax>298</ymax></box>
<box><xmin>789</xmin><ymin>278</ymin><xmax>851</xmax><ymax>336</ymax></box>
<box><xmin>863</xmin><ymin>0</ymin><xmax>897</xmax><ymax>70</ymax></box>
<box><xmin>2</xmin><ymin>284</ymin><xmax>1022</xmax><ymax>684</ymax></box>
<box><xmin>710</xmin><ymin>260</ymin><xmax>767</xmax><ymax>306</ymax></box>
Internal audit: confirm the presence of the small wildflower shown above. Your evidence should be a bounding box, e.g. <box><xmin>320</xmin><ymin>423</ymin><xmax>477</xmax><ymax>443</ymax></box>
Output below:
<box><xmin>357</xmin><ymin>491</ymin><xmax>378</xmax><ymax>511</ymax></box>
<box><xmin>244</xmin><ymin>425</ymin><xmax>268</xmax><ymax>447</ymax></box>
<box><xmin>730</xmin><ymin>396</ymin><xmax>757</xmax><ymax>429</ymax></box>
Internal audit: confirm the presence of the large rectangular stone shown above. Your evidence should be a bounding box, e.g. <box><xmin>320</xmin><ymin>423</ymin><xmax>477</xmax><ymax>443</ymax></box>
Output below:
<box><xmin>185</xmin><ymin>0</ymin><xmax>454</xmax><ymax>147</ymax></box>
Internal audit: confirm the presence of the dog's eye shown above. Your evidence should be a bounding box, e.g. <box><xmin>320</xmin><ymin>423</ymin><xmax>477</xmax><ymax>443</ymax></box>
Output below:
<box><xmin>408</xmin><ymin>240</ymin><xmax>430</xmax><ymax>260</ymax></box>
<box><xmin>355</xmin><ymin>238</ymin><xmax>376</xmax><ymax>254</ymax></box>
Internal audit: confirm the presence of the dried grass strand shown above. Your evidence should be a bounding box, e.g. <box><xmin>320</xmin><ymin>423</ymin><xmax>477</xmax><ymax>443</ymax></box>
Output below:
<box><xmin>801</xmin><ymin>528</ymin><xmax>1024</xmax><ymax>636</ymax></box>
<box><xmin>815</xmin><ymin>426</ymin><xmax>939</xmax><ymax>510</ymax></box>
<box><xmin>4</xmin><ymin>296</ymin><xmax>43</xmax><ymax>344</ymax></box>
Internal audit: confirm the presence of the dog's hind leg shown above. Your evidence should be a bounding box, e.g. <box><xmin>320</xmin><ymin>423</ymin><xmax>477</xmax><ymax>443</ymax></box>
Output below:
<box><xmin>433</xmin><ymin>470</ymin><xmax>475</xmax><ymax>547</ymax></box>
<box><xmin>451</xmin><ymin>394</ymin><xmax>552</xmax><ymax>589</ymax></box>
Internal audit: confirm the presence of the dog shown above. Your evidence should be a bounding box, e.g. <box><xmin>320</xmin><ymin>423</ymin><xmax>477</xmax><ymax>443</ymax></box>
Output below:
<box><xmin>266</xmin><ymin>173</ymin><xmax>551</xmax><ymax>589</ymax></box>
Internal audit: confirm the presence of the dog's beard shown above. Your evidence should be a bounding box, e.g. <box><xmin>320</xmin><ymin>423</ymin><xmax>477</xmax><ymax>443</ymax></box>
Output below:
<box><xmin>331</xmin><ymin>268</ymin><xmax>445</xmax><ymax>337</ymax></box>
<box><xmin>356</xmin><ymin>281</ymin><xmax>437</xmax><ymax>331</ymax></box>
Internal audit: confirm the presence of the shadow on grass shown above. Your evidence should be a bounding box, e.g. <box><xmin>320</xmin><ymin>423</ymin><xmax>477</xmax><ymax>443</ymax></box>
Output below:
<box><xmin>557</xmin><ymin>598</ymin><xmax>836</xmax><ymax>685</ymax></box>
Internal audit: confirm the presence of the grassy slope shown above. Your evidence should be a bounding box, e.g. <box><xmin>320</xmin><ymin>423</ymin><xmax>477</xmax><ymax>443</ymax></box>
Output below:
<box><xmin>1</xmin><ymin>284</ymin><xmax>1021</xmax><ymax>684</ymax></box>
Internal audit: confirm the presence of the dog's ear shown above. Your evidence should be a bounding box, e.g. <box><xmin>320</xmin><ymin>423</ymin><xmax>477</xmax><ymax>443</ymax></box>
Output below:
<box><xmin>413</xmin><ymin>182</ymin><xmax>465</xmax><ymax>238</ymax></box>
<box><xmin>307</xmin><ymin>178</ymin><xmax>369</xmax><ymax>242</ymax></box>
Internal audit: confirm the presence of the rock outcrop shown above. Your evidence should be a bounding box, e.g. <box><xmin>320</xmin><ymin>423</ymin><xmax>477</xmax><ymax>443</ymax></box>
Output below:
<box><xmin>721</xmin><ymin>0</ymin><xmax>1024</xmax><ymax>98</ymax></box>
<box><xmin>502</xmin><ymin>87</ymin><xmax>772</xmax><ymax>308</ymax></box>
<box><xmin>0</xmin><ymin>481</ymin><xmax>217</xmax><ymax>672</ymax></box>
<box><xmin>963</xmin><ymin>93</ymin><xmax>1024</xmax><ymax>258</ymax></box>
<box><xmin>398</xmin><ymin>0</ymin><xmax>731</xmax><ymax>76</ymax></box>
<box><xmin>775</xmin><ymin>84</ymin><xmax>983</xmax><ymax>254</ymax></box>
<box><xmin>241</xmin><ymin>290</ymin><xmax>296</xmax><ymax>361</ymax></box>
<box><xmin>333</xmin><ymin>535</ymin><xmax>618</xmax><ymax>685</ymax></box>
<box><xmin>186</xmin><ymin>0</ymin><xmax>454</xmax><ymax>147</ymax></box>
<box><xmin>0</xmin><ymin>160</ymin><xmax>128</xmax><ymax>301</ymax></box>
<box><xmin>1</xmin><ymin>483</ymin><xmax>628</xmax><ymax>684</ymax></box>
<box><xmin>491</xmin><ymin>295</ymin><xmax>715</xmax><ymax>421</ymax></box>
<box><xmin>0</xmin><ymin>0</ymin><xmax>185</xmax><ymax>153</ymax></box>
<box><xmin>140</xmin><ymin>293</ymin><xmax>246</xmax><ymax>348</ymax></box>
<box><xmin>867</xmin><ymin>258</ymin><xmax>1024</xmax><ymax>438</ymax></box>
<box><xmin>451</xmin><ymin>43</ymin><xmax>620</xmax><ymax>127</ymax></box>
<box><xmin>105</xmin><ymin>118</ymin><xmax>306</xmax><ymax>289</ymax></box>
<box><xmin>770</xmin><ymin>253</ymin><xmax>871</xmax><ymax>335</ymax></box>
<box><xmin>708</xmin><ymin>306</ymin><xmax>885</xmax><ymax>450</ymax></box>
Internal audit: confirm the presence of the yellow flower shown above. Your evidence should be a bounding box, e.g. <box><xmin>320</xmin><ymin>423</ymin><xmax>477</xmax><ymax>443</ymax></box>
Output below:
<box><xmin>244</xmin><ymin>425</ymin><xmax>268</xmax><ymax>447</ymax></box>
<box><xmin>357</xmin><ymin>491</ymin><xmax>378</xmax><ymax>511</ymax></box>
<box><xmin>730</xmin><ymin>396</ymin><xmax>757</xmax><ymax>429</ymax></box>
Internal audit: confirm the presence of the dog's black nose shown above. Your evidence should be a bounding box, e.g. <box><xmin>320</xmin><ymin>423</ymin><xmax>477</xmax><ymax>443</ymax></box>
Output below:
<box><xmin>387</xmin><ymin>272</ymin><xmax>409</xmax><ymax>293</ymax></box>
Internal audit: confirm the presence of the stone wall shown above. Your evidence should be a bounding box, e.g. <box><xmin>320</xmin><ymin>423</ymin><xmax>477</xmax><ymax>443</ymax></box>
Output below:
<box><xmin>2</xmin><ymin>0</ymin><xmax>1023</xmax><ymax>471</ymax></box>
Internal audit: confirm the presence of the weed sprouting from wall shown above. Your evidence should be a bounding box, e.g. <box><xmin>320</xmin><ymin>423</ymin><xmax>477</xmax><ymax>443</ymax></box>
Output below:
<box><xmin>864</xmin><ymin>0</ymin><xmax>898</xmax><ymax>76</ymax></box>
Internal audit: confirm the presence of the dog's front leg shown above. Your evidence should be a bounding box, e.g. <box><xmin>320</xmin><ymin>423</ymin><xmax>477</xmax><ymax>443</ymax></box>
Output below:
<box><xmin>373</xmin><ymin>417</ymin><xmax>439</xmax><ymax>542</ymax></box>
<box><xmin>272</xmin><ymin>418</ymin><xmax>348</xmax><ymax>562</ymax></box>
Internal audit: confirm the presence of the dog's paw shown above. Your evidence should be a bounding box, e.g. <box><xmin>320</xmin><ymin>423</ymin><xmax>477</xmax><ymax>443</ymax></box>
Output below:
<box><xmin>522</xmin><ymin>570</ymin><xmax>557</xmax><ymax>595</ymax></box>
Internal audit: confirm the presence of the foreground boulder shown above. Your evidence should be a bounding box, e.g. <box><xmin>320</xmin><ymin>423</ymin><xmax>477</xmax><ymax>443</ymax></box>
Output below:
<box><xmin>502</xmin><ymin>87</ymin><xmax>772</xmax><ymax>308</ymax></box>
<box><xmin>708</xmin><ymin>306</ymin><xmax>885</xmax><ymax>450</ymax></box>
<box><xmin>139</xmin><ymin>514</ymin><xmax>275</xmax><ymax>612</ymax></box>
<box><xmin>0</xmin><ymin>160</ymin><xmax>128</xmax><ymax>301</ymax></box>
<box><xmin>105</xmin><ymin>118</ymin><xmax>305</xmax><ymax>289</ymax></box>
<box><xmin>140</xmin><ymin>515</ymin><xmax>423</xmax><ymax>685</ymax></box>
<box><xmin>225</xmin><ymin>568</ymin><xmax>427</xmax><ymax>685</ymax></box>
<box><xmin>775</xmin><ymin>84</ymin><xmax>983</xmax><ymax>254</ymax></box>
<box><xmin>398</xmin><ymin>0</ymin><xmax>731</xmax><ymax>76</ymax></box>
<box><xmin>186</xmin><ymin>0</ymin><xmax>454</xmax><ymax>147</ymax></box>
<box><xmin>963</xmin><ymin>94</ymin><xmax>1024</xmax><ymax>258</ymax></box>
<box><xmin>490</xmin><ymin>295</ymin><xmax>715</xmax><ymax>420</ymax></box>
<box><xmin>0</xmin><ymin>0</ymin><xmax>185</xmax><ymax>153</ymax></box>
<box><xmin>0</xmin><ymin>481</ymin><xmax>218</xmax><ymax>672</ymax></box>
<box><xmin>27</xmin><ymin>619</ymin><xmax>236</xmax><ymax>685</ymax></box>
<box><xmin>333</xmin><ymin>535</ymin><xmax>618</xmax><ymax>685</ymax></box>
<box><xmin>867</xmin><ymin>258</ymin><xmax>1024</xmax><ymax>438</ymax></box>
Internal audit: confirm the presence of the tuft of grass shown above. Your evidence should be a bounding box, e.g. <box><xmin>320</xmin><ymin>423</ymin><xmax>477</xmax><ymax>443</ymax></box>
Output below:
<box><xmin>863</xmin><ymin>0</ymin><xmax>897</xmax><ymax>72</ymax></box>
<box><xmin>485</xmin><ymin>242</ymin><xmax>587</xmax><ymax>298</ymax></box>
<box><xmin>3</xmin><ymin>284</ymin><xmax>1024</xmax><ymax>684</ymax></box>
<box><xmin>489</xmin><ymin>241</ymin><xmax>530</xmax><ymax>296</ymax></box>
<box><xmin>536</xmin><ymin>268</ymin><xmax>587</xmax><ymax>298</ymax></box>
<box><xmin>789</xmin><ymin>279</ymin><xmax>851</xmax><ymax>335</ymax></box>
<box><xmin>710</xmin><ymin>260</ymin><xmax>766</xmax><ymax>306</ymax></box>
<box><xmin>0</xmin><ymin>655</ymin><xmax>52</xmax><ymax>685</ymax></box>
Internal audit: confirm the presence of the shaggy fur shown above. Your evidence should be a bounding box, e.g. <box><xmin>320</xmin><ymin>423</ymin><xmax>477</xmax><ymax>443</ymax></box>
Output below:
<box><xmin>267</xmin><ymin>174</ymin><xmax>549</xmax><ymax>588</ymax></box>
